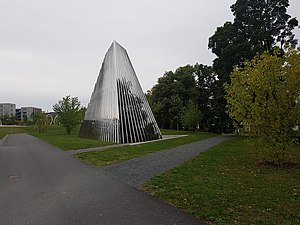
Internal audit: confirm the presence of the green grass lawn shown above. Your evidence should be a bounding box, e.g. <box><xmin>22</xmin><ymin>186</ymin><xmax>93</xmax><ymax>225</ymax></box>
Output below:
<box><xmin>0</xmin><ymin>126</ymin><xmax>28</xmax><ymax>139</ymax></box>
<box><xmin>26</xmin><ymin>125</ymin><xmax>112</xmax><ymax>150</ymax></box>
<box><xmin>75</xmin><ymin>131</ymin><xmax>216</xmax><ymax>167</ymax></box>
<box><xmin>160</xmin><ymin>129</ymin><xmax>190</xmax><ymax>135</ymax></box>
<box><xmin>0</xmin><ymin>125</ymin><xmax>111</xmax><ymax>149</ymax></box>
<box><xmin>142</xmin><ymin>137</ymin><xmax>300</xmax><ymax>225</ymax></box>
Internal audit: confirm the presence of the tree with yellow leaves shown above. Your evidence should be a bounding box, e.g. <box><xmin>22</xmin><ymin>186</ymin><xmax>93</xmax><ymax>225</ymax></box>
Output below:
<box><xmin>225</xmin><ymin>48</ymin><xmax>300</xmax><ymax>165</ymax></box>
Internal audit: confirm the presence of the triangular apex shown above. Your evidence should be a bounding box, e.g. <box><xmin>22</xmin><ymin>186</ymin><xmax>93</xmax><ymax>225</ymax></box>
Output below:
<box><xmin>111</xmin><ymin>40</ymin><xmax>121</xmax><ymax>47</ymax></box>
<box><xmin>79</xmin><ymin>41</ymin><xmax>162</xmax><ymax>144</ymax></box>
<box><xmin>108</xmin><ymin>40</ymin><xmax>124</xmax><ymax>52</ymax></box>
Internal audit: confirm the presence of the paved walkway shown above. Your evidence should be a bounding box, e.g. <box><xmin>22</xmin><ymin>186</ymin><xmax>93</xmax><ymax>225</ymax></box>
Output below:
<box><xmin>0</xmin><ymin>133</ymin><xmax>207</xmax><ymax>225</ymax></box>
<box><xmin>102</xmin><ymin>136</ymin><xmax>230</xmax><ymax>186</ymax></box>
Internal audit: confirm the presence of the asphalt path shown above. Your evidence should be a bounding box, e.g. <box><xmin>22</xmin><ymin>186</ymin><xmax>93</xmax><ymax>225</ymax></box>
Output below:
<box><xmin>0</xmin><ymin>134</ymin><xmax>206</xmax><ymax>225</ymax></box>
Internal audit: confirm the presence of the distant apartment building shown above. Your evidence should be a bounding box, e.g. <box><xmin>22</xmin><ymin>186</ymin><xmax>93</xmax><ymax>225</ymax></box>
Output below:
<box><xmin>18</xmin><ymin>107</ymin><xmax>42</xmax><ymax>121</ymax></box>
<box><xmin>0</xmin><ymin>103</ymin><xmax>16</xmax><ymax>117</ymax></box>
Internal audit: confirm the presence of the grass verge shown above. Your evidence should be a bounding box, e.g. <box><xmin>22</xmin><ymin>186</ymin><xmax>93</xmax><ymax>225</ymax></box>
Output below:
<box><xmin>26</xmin><ymin>125</ymin><xmax>112</xmax><ymax>150</ymax></box>
<box><xmin>75</xmin><ymin>131</ymin><xmax>216</xmax><ymax>167</ymax></box>
<box><xmin>160</xmin><ymin>129</ymin><xmax>190</xmax><ymax>135</ymax></box>
<box><xmin>142</xmin><ymin>137</ymin><xmax>300</xmax><ymax>225</ymax></box>
<box><xmin>0</xmin><ymin>126</ymin><xmax>28</xmax><ymax>139</ymax></box>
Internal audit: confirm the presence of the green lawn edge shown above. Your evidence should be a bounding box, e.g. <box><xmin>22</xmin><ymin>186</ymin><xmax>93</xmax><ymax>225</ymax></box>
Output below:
<box><xmin>75</xmin><ymin>132</ymin><xmax>217</xmax><ymax>167</ymax></box>
<box><xmin>0</xmin><ymin>126</ymin><xmax>28</xmax><ymax>139</ymax></box>
<box><xmin>0</xmin><ymin>125</ymin><xmax>112</xmax><ymax>150</ymax></box>
<box><xmin>0</xmin><ymin>126</ymin><xmax>215</xmax><ymax>155</ymax></box>
<box><xmin>142</xmin><ymin>137</ymin><xmax>300</xmax><ymax>225</ymax></box>
<box><xmin>26</xmin><ymin>126</ymin><xmax>114</xmax><ymax>150</ymax></box>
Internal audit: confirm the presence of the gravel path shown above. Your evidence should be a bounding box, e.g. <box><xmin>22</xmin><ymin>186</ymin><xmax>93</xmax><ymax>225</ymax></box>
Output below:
<box><xmin>67</xmin><ymin>144</ymin><xmax>123</xmax><ymax>154</ymax></box>
<box><xmin>102</xmin><ymin>136</ymin><xmax>231</xmax><ymax>186</ymax></box>
<box><xmin>67</xmin><ymin>134</ymin><xmax>187</xmax><ymax>155</ymax></box>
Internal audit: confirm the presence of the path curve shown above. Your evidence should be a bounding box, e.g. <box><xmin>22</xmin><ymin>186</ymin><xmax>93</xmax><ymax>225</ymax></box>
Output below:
<box><xmin>0</xmin><ymin>133</ymin><xmax>207</xmax><ymax>225</ymax></box>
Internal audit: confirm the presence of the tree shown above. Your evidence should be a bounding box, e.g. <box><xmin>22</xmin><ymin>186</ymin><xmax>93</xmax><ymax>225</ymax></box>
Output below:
<box><xmin>231</xmin><ymin>0</ymin><xmax>298</xmax><ymax>52</ymax></box>
<box><xmin>147</xmin><ymin>64</ymin><xmax>218</xmax><ymax>131</ymax></box>
<box><xmin>169</xmin><ymin>95</ymin><xmax>183</xmax><ymax>130</ymax></box>
<box><xmin>53</xmin><ymin>95</ymin><xmax>83</xmax><ymax>134</ymax></box>
<box><xmin>208</xmin><ymin>0</ymin><xmax>299</xmax><ymax>133</ymax></box>
<box><xmin>181</xmin><ymin>100</ymin><xmax>202</xmax><ymax>131</ymax></box>
<box><xmin>194</xmin><ymin>64</ymin><xmax>216</xmax><ymax>131</ymax></box>
<box><xmin>33</xmin><ymin>112</ymin><xmax>50</xmax><ymax>133</ymax></box>
<box><xmin>209</xmin><ymin>0</ymin><xmax>299</xmax><ymax>80</ymax></box>
<box><xmin>225</xmin><ymin>48</ymin><xmax>300</xmax><ymax>165</ymax></box>
<box><xmin>149</xmin><ymin>65</ymin><xmax>197</xmax><ymax>129</ymax></box>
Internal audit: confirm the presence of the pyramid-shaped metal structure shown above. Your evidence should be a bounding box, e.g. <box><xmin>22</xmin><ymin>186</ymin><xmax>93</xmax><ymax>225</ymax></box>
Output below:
<box><xmin>79</xmin><ymin>41</ymin><xmax>162</xmax><ymax>143</ymax></box>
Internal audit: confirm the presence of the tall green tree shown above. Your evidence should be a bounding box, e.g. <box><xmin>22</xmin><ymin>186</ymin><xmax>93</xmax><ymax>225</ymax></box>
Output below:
<box><xmin>194</xmin><ymin>64</ymin><xmax>216</xmax><ymax>130</ymax></box>
<box><xmin>169</xmin><ymin>95</ymin><xmax>183</xmax><ymax>130</ymax></box>
<box><xmin>225</xmin><ymin>48</ymin><xmax>300</xmax><ymax>165</ymax></box>
<box><xmin>209</xmin><ymin>0</ymin><xmax>298</xmax><ymax>81</ymax></box>
<box><xmin>149</xmin><ymin>65</ymin><xmax>197</xmax><ymax>129</ymax></box>
<box><xmin>182</xmin><ymin>100</ymin><xmax>202</xmax><ymax>131</ymax></box>
<box><xmin>148</xmin><ymin>64</ymin><xmax>216</xmax><ymax>130</ymax></box>
<box><xmin>208</xmin><ymin>0</ymin><xmax>299</xmax><ymax>133</ymax></box>
<box><xmin>53</xmin><ymin>95</ymin><xmax>83</xmax><ymax>134</ymax></box>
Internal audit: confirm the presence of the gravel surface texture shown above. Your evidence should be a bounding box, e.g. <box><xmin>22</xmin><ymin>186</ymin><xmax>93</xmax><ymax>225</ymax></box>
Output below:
<box><xmin>68</xmin><ymin>135</ymin><xmax>187</xmax><ymax>154</ymax></box>
<box><xmin>102</xmin><ymin>136</ymin><xmax>230</xmax><ymax>186</ymax></box>
<box><xmin>67</xmin><ymin>144</ymin><xmax>123</xmax><ymax>154</ymax></box>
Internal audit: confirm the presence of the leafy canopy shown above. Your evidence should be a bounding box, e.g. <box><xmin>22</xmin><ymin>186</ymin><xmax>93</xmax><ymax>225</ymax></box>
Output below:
<box><xmin>208</xmin><ymin>0</ymin><xmax>299</xmax><ymax>134</ymax></box>
<box><xmin>33</xmin><ymin>112</ymin><xmax>50</xmax><ymax>133</ymax></box>
<box><xmin>53</xmin><ymin>96</ymin><xmax>84</xmax><ymax>135</ymax></box>
<box><xmin>148</xmin><ymin>64</ymin><xmax>215</xmax><ymax>131</ymax></box>
<box><xmin>182</xmin><ymin>100</ymin><xmax>202</xmax><ymax>131</ymax></box>
<box><xmin>209</xmin><ymin>0</ymin><xmax>299</xmax><ymax>81</ymax></box>
<box><xmin>225</xmin><ymin>48</ymin><xmax>300</xmax><ymax>164</ymax></box>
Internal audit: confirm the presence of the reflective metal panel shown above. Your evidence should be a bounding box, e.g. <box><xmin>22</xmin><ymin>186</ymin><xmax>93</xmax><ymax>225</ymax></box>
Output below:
<box><xmin>79</xmin><ymin>41</ymin><xmax>162</xmax><ymax>143</ymax></box>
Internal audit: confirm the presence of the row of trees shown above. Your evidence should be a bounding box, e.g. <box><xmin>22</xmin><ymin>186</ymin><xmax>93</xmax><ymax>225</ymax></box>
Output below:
<box><xmin>208</xmin><ymin>0</ymin><xmax>298</xmax><ymax>133</ymax></box>
<box><xmin>147</xmin><ymin>64</ymin><xmax>218</xmax><ymax>132</ymax></box>
<box><xmin>147</xmin><ymin>0</ymin><xmax>299</xmax><ymax>134</ymax></box>
<box><xmin>146</xmin><ymin>0</ymin><xmax>299</xmax><ymax>164</ymax></box>
<box><xmin>32</xmin><ymin>96</ymin><xmax>85</xmax><ymax>134</ymax></box>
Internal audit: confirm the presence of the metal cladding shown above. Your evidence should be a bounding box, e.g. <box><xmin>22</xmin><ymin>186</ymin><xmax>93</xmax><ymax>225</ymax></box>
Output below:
<box><xmin>79</xmin><ymin>41</ymin><xmax>162</xmax><ymax>144</ymax></box>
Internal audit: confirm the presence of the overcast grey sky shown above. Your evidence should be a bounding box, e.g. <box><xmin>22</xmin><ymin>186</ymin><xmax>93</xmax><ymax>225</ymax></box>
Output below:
<box><xmin>1</xmin><ymin>0</ymin><xmax>299</xmax><ymax>111</ymax></box>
